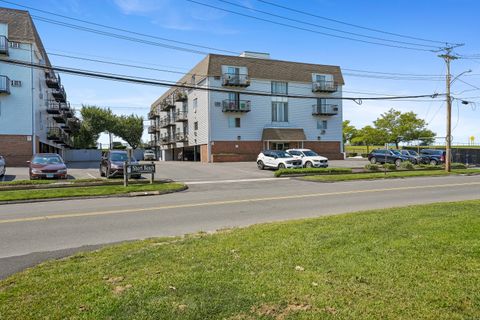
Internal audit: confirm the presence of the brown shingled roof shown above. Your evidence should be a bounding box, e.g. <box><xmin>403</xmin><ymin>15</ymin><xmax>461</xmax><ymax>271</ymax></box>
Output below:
<box><xmin>0</xmin><ymin>7</ymin><xmax>50</xmax><ymax>66</ymax></box>
<box><xmin>262</xmin><ymin>128</ymin><xmax>306</xmax><ymax>141</ymax></box>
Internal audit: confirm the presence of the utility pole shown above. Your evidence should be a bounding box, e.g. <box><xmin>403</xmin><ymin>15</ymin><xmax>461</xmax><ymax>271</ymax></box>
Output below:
<box><xmin>438</xmin><ymin>44</ymin><xmax>463</xmax><ymax>172</ymax></box>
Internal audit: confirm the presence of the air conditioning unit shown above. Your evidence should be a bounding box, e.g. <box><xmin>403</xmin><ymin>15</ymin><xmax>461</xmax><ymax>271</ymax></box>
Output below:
<box><xmin>333</xmin><ymin>107</ymin><xmax>339</xmax><ymax>112</ymax></box>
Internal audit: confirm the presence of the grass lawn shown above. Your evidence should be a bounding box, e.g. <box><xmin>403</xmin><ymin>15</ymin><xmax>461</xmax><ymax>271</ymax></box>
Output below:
<box><xmin>1</xmin><ymin>200</ymin><xmax>480</xmax><ymax>319</ymax></box>
<box><xmin>0</xmin><ymin>182</ymin><xmax>186</xmax><ymax>202</ymax></box>
<box><xmin>302</xmin><ymin>169</ymin><xmax>480</xmax><ymax>182</ymax></box>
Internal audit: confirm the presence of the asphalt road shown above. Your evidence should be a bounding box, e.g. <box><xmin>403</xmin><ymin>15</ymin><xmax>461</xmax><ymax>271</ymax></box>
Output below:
<box><xmin>1</xmin><ymin>174</ymin><xmax>479</xmax><ymax>279</ymax></box>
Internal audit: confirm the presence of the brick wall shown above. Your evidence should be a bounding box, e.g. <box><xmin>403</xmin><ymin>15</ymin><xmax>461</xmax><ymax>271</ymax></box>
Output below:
<box><xmin>303</xmin><ymin>141</ymin><xmax>343</xmax><ymax>160</ymax></box>
<box><xmin>0</xmin><ymin>135</ymin><xmax>34</xmax><ymax>166</ymax></box>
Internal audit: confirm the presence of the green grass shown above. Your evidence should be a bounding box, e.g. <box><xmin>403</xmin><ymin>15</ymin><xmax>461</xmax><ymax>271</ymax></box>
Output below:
<box><xmin>275</xmin><ymin>167</ymin><xmax>352</xmax><ymax>177</ymax></box>
<box><xmin>303</xmin><ymin>169</ymin><xmax>480</xmax><ymax>182</ymax></box>
<box><xmin>1</xmin><ymin>200</ymin><xmax>480</xmax><ymax>319</ymax></box>
<box><xmin>0</xmin><ymin>182</ymin><xmax>186</xmax><ymax>202</ymax></box>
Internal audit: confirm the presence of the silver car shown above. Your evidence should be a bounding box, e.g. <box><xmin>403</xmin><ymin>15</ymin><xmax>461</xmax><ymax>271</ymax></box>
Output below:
<box><xmin>0</xmin><ymin>155</ymin><xmax>5</xmax><ymax>177</ymax></box>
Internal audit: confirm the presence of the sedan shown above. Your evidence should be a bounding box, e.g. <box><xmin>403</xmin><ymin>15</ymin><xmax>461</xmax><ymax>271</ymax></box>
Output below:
<box><xmin>0</xmin><ymin>155</ymin><xmax>5</xmax><ymax>177</ymax></box>
<box><xmin>29</xmin><ymin>153</ymin><xmax>68</xmax><ymax>180</ymax></box>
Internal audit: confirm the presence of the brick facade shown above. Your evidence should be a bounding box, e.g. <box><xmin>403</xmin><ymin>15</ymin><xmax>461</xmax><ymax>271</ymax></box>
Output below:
<box><xmin>0</xmin><ymin>135</ymin><xmax>35</xmax><ymax>166</ymax></box>
<box><xmin>303</xmin><ymin>141</ymin><xmax>343</xmax><ymax>160</ymax></box>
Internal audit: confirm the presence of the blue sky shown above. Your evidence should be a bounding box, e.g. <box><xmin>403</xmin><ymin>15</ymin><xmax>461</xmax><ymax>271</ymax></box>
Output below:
<box><xmin>3</xmin><ymin>0</ymin><xmax>480</xmax><ymax>145</ymax></box>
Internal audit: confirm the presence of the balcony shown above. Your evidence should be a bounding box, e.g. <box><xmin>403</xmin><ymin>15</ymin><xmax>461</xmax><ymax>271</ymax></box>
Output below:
<box><xmin>176</xmin><ymin>132</ymin><xmax>188</xmax><ymax>142</ymax></box>
<box><xmin>174</xmin><ymin>90</ymin><xmax>188</xmax><ymax>102</ymax></box>
<box><xmin>312</xmin><ymin>104</ymin><xmax>339</xmax><ymax>116</ymax></box>
<box><xmin>148</xmin><ymin>125</ymin><xmax>157</xmax><ymax>134</ymax></box>
<box><xmin>0</xmin><ymin>75</ymin><xmax>10</xmax><ymax>94</ymax></box>
<box><xmin>0</xmin><ymin>36</ymin><xmax>8</xmax><ymax>56</ymax></box>
<box><xmin>47</xmin><ymin>127</ymin><xmax>61</xmax><ymax>141</ymax></box>
<box><xmin>160</xmin><ymin>97</ymin><xmax>176</xmax><ymax>111</ymax></box>
<box><xmin>52</xmin><ymin>112</ymin><xmax>66</xmax><ymax>124</ymax></box>
<box><xmin>47</xmin><ymin>100</ymin><xmax>61</xmax><ymax>114</ymax></box>
<box><xmin>222</xmin><ymin>73</ymin><xmax>250</xmax><ymax>87</ymax></box>
<box><xmin>312</xmin><ymin>80</ymin><xmax>337</xmax><ymax>93</ymax></box>
<box><xmin>159</xmin><ymin>116</ymin><xmax>176</xmax><ymax>128</ymax></box>
<box><xmin>222</xmin><ymin>99</ymin><xmax>251</xmax><ymax>112</ymax></box>
<box><xmin>64</xmin><ymin>118</ymin><xmax>80</xmax><ymax>133</ymax></box>
<box><xmin>175</xmin><ymin>110</ymin><xmax>188</xmax><ymax>121</ymax></box>
<box><xmin>51</xmin><ymin>85</ymin><xmax>67</xmax><ymax>102</ymax></box>
<box><xmin>45</xmin><ymin>71</ymin><xmax>60</xmax><ymax>89</ymax></box>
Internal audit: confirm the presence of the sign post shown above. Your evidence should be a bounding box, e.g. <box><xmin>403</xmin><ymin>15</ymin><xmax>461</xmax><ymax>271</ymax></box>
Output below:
<box><xmin>123</xmin><ymin>163</ymin><xmax>156</xmax><ymax>186</ymax></box>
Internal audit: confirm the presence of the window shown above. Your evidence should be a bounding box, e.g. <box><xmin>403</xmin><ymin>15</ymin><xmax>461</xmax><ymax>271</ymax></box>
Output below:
<box><xmin>228</xmin><ymin>117</ymin><xmax>241</xmax><ymax>128</ymax></box>
<box><xmin>272</xmin><ymin>101</ymin><xmax>288</xmax><ymax>122</ymax></box>
<box><xmin>317</xmin><ymin>120</ymin><xmax>328</xmax><ymax>130</ymax></box>
<box><xmin>317</xmin><ymin>98</ymin><xmax>327</xmax><ymax>106</ymax></box>
<box><xmin>9</xmin><ymin>42</ymin><xmax>20</xmax><ymax>48</ymax></box>
<box><xmin>194</xmin><ymin>121</ymin><xmax>198</xmax><ymax>130</ymax></box>
<box><xmin>10</xmin><ymin>80</ymin><xmax>21</xmax><ymax>87</ymax></box>
<box><xmin>271</xmin><ymin>81</ymin><xmax>288</xmax><ymax>95</ymax></box>
<box><xmin>228</xmin><ymin>92</ymin><xmax>239</xmax><ymax>101</ymax></box>
<box><xmin>227</xmin><ymin>66</ymin><xmax>240</xmax><ymax>75</ymax></box>
<box><xmin>193</xmin><ymin>98</ymin><xmax>198</xmax><ymax>113</ymax></box>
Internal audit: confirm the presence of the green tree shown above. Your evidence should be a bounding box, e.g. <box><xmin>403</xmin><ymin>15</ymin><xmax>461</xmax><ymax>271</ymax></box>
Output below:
<box><xmin>343</xmin><ymin>120</ymin><xmax>358</xmax><ymax>144</ymax></box>
<box><xmin>352</xmin><ymin>125</ymin><xmax>386</xmax><ymax>153</ymax></box>
<box><xmin>113</xmin><ymin>115</ymin><xmax>144</xmax><ymax>149</ymax></box>
<box><xmin>373</xmin><ymin>108</ymin><xmax>435</xmax><ymax>148</ymax></box>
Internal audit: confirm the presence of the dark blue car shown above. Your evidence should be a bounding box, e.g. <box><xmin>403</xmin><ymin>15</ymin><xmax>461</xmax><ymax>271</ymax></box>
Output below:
<box><xmin>368</xmin><ymin>149</ymin><xmax>409</xmax><ymax>167</ymax></box>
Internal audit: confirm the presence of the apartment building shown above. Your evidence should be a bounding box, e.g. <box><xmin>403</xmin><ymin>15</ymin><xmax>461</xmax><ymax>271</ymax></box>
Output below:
<box><xmin>149</xmin><ymin>52</ymin><xmax>344</xmax><ymax>162</ymax></box>
<box><xmin>0</xmin><ymin>8</ymin><xmax>78</xmax><ymax>166</ymax></box>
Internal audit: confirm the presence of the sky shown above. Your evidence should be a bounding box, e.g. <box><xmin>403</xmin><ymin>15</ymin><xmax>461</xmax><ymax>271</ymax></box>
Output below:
<box><xmin>2</xmin><ymin>0</ymin><xmax>479</xmax><ymax>145</ymax></box>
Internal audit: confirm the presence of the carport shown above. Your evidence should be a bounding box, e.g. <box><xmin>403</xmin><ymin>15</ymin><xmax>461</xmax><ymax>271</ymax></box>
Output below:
<box><xmin>261</xmin><ymin>128</ymin><xmax>306</xmax><ymax>151</ymax></box>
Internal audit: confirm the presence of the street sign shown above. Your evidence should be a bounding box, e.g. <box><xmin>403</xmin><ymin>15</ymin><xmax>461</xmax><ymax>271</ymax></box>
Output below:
<box><xmin>126</xmin><ymin>164</ymin><xmax>156</xmax><ymax>174</ymax></box>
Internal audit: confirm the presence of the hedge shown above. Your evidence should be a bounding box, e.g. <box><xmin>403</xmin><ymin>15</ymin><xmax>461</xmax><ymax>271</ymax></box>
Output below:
<box><xmin>275</xmin><ymin>167</ymin><xmax>352</xmax><ymax>177</ymax></box>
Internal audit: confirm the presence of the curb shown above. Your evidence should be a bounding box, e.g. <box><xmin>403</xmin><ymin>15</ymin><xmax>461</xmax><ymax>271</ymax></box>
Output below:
<box><xmin>0</xmin><ymin>185</ymin><xmax>188</xmax><ymax>206</ymax></box>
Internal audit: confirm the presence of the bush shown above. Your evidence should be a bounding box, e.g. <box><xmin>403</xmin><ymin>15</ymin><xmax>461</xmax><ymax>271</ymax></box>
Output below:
<box><xmin>400</xmin><ymin>161</ymin><xmax>415</xmax><ymax>170</ymax></box>
<box><xmin>347</xmin><ymin>152</ymin><xmax>358</xmax><ymax>157</ymax></box>
<box><xmin>383</xmin><ymin>163</ymin><xmax>397</xmax><ymax>171</ymax></box>
<box><xmin>364</xmin><ymin>164</ymin><xmax>380</xmax><ymax>171</ymax></box>
<box><xmin>416</xmin><ymin>164</ymin><xmax>444</xmax><ymax>170</ymax></box>
<box><xmin>361</xmin><ymin>153</ymin><xmax>368</xmax><ymax>158</ymax></box>
<box><xmin>275</xmin><ymin>167</ymin><xmax>352</xmax><ymax>177</ymax></box>
<box><xmin>450</xmin><ymin>162</ymin><xmax>467</xmax><ymax>169</ymax></box>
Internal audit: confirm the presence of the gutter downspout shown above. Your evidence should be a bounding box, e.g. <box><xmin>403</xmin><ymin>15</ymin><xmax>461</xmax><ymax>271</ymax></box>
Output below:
<box><xmin>30</xmin><ymin>43</ymin><xmax>36</xmax><ymax>155</ymax></box>
<box><xmin>207</xmin><ymin>77</ymin><xmax>212</xmax><ymax>163</ymax></box>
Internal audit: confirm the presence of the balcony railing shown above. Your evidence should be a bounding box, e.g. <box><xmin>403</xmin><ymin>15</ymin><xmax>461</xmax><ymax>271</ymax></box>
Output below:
<box><xmin>222</xmin><ymin>99</ymin><xmax>251</xmax><ymax>112</ymax></box>
<box><xmin>45</xmin><ymin>71</ymin><xmax>60</xmax><ymax>89</ymax></box>
<box><xmin>312</xmin><ymin>80</ymin><xmax>337</xmax><ymax>93</ymax></box>
<box><xmin>175</xmin><ymin>110</ymin><xmax>188</xmax><ymax>121</ymax></box>
<box><xmin>0</xmin><ymin>75</ymin><xmax>10</xmax><ymax>94</ymax></box>
<box><xmin>148</xmin><ymin>125</ymin><xmax>157</xmax><ymax>134</ymax></box>
<box><xmin>175</xmin><ymin>132</ymin><xmax>188</xmax><ymax>142</ymax></box>
<box><xmin>159</xmin><ymin>116</ymin><xmax>176</xmax><ymax>128</ymax></box>
<box><xmin>47</xmin><ymin>100</ymin><xmax>61</xmax><ymax>114</ymax></box>
<box><xmin>0</xmin><ymin>36</ymin><xmax>8</xmax><ymax>56</ymax></box>
<box><xmin>47</xmin><ymin>127</ymin><xmax>62</xmax><ymax>141</ymax></box>
<box><xmin>174</xmin><ymin>90</ymin><xmax>188</xmax><ymax>102</ymax></box>
<box><xmin>312</xmin><ymin>104</ymin><xmax>339</xmax><ymax>116</ymax></box>
<box><xmin>52</xmin><ymin>111</ymin><xmax>67</xmax><ymax>124</ymax></box>
<box><xmin>222</xmin><ymin>73</ymin><xmax>250</xmax><ymax>87</ymax></box>
<box><xmin>51</xmin><ymin>85</ymin><xmax>67</xmax><ymax>102</ymax></box>
<box><xmin>161</xmin><ymin>97</ymin><xmax>176</xmax><ymax>111</ymax></box>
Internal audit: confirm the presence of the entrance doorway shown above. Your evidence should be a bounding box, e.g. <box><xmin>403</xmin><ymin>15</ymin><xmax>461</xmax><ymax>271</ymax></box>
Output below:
<box><xmin>271</xmin><ymin>142</ymin><xmax>290</xmax><ymax>151</ymax></box>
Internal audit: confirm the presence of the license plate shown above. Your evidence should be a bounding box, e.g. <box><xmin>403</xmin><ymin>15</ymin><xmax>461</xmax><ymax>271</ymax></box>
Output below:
<box><xmin>46</xmin><ymin>173</ymin><xmax>54</xmax><ymax>178</ymax></box>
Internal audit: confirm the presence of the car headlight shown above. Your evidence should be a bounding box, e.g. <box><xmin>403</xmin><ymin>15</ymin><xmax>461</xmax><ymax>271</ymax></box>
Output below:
<box><xmin>31</xmin><ymin>168</ymin><xmax>42</xmax><ymax>174</ymax></box>
<box><xmin>58</xmin><ymin>169</ymin><xmax>67</xmax><ymax>174</ymax></box>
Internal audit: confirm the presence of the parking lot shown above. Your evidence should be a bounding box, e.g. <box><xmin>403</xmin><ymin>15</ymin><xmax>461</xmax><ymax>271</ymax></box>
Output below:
<box><xmin>1</xmin><ymin>158</ymin><xmax>368</xmax><ymax>182</ymax></box>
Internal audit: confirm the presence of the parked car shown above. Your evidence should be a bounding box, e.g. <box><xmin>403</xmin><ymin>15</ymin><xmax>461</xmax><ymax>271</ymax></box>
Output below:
<box><xmin>257</xmin><ymin>150</ymin><xmax>303</xmax><ymax>170</ymax></box>
<box><xmin>286</xmin><ymin>148</ymin><xmax>328</xmax><ymax>168</ymax></box>
<box><xmin>29</xmin><ymin>153</ymin><xmax>67</xmax><ymax>180</ymax></box>
<box><xmin>398</xmin><ymin>149</ymin><xmax>422</xmax><ymax>164</ymax></box>
<box><xmin>419</xmin><ymin>149</ymin><xmax>446</xmax><ymax>165</ymax></box>
<box><xmin>143</xmin><ymin>150</ymin><xmax>156</xmax><ymax>161</ymax></box>
<box><xmin>368</xmin><ymin>149</ymin><xmax>409</xmax><ymax>167</ymax></box>
<box><xmin>0</xmin><ymin>155</ymin><xmax>5</xmax><ymax>177</ymax></box>
<box><xmin>100</xmin><ymin>150</ymin><xmax>141</xmax><ymax>178</ymax></box>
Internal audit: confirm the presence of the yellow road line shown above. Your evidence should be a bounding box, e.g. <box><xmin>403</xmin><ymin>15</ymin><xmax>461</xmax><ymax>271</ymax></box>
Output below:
<box><xmin>1</xmin><ymin>181</ymin><xmax>479</xmax><ymax>225</ymax></box>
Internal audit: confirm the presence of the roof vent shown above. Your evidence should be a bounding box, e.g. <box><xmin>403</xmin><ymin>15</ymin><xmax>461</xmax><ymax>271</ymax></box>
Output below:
<box><xmin>240</xmin><ymin>51</ymin><xmax>270</xmax><ymax>59</ymax></box>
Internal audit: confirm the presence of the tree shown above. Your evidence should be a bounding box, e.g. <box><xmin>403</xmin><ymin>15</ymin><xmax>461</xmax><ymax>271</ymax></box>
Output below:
<box><xmin>112</xmin><ymin>115</ymin><xmax>144</xmax><ymax>149</ymax></box>
<box><xmin>351</xmin><ymin>125</ymin><xmax>386</xmax><ymax>154</ymax></box>
<box><xmin>373</xmin><ymin>108</ymin><xmax>435</xmax><ymax>148</ymax></box>
<box><xmin>342</xmin><ymin>120</ymin><xmax>358</xmax><ymax>144</ymax></box>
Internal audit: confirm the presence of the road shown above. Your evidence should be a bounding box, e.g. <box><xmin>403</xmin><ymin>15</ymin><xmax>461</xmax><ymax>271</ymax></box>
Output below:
<box><xmin>1</xmin><ymin>174</ymin><xmax>479</xmax><ymax>279</ymax></box>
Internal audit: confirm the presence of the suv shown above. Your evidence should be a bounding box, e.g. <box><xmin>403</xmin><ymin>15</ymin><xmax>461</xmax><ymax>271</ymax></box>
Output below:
<box><xmin>419</xmin><ymin>149</ymin><xmax>446</xmax><ymax>165</ymax></box>
<box><xmin>368</xmin><ymin>149</ymin><xmax>409</xmax><ymax>167</ymax></box>
<box><xmin>398</xmin><ymin>149</ymin><xmax>422</xmax><ymax>164</ymax></box>
<box><xmin>257</xmin><ymin>150</ymin><xmax>302</xmax><ymax>170</ymax></box>
<box><xmin>100</xmin><ymin>150</ymin><xmax>141</xmax><ymax>178</ymax></box>
<box><xmin>143</xmin><ymin>150</ymin><xmax>156</xmax><ymax>161</ymax></box>
<box><xmin>286</xmin><ymin>149</ymin><xmax>328</xmax><ymax>168</ymax></box>
<box><xmin>0</xmin><ymin>155</ymin><xmax>5</xmax><ymax>177</ymax></box>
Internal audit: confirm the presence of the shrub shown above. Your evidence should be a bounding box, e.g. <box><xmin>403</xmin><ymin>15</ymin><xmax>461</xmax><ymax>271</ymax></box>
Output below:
<box><xmin>361</xmin><ymin>153</ymin><xmax>368</xmax><ymax>158</ymax></box>
<box><xmin>400</xmin><ymin>161</ymin><xmax>415</xmax><ymax>170</ymax></box>
<box><xmin>364</xmin><ymin>164</ymin><xmax>380</xmax><ymax>171</ymax></box>
<box><xmin>416</xmin><ymin>164</ymin><xmax>444</xmax><ymax>170</ymax></box>
<box><xmin>450</xmin><ymin>162</ymin><xmax>467</xmax><ymax>169</ymax></box>
<box><xmin>274</xmin><ymin>167</ymin><xmax>352</xmax><ymax>177</ymax></box>
<box><xmin>347</xmin><ymin>152</ymin><xmax>358</xmax><ymax>157</ymax></box>
<box><xmin>383</xmin><ymin>163</ymin><xmax>397</xmax><ymax>171</ymax></box>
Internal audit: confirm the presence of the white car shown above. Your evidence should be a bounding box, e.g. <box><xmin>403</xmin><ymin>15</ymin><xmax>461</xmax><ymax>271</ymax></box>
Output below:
<box><xmin>0</xmin><ymin>155</ymin><xmax>5</xmax><ymax>177</ymax></box>
<box><xmin>256</xmin><ymin>150</ymin><xmax>303</xmax><ymax>170</ymax></box>
<box><xmin>286</xmin><ymin>149</ymin><xmax>329</xmax><ymax>168</ymax></box>
<box><xmin>143</xmin><ymin>150</ymin><xmax>156</xmax><ymax>161</ymax></box>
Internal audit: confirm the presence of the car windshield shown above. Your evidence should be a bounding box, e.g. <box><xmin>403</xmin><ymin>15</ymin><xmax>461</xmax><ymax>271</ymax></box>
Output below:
<box><xmin>273</xmin><ymin>151</ymin><xmax>291</xmax><ymax>158</ymax></box>
<box><xmin>303</xmin><ymin>150</ymin><xmax>318</xmax><ymax>157</ymax></box>
<box><xmin>145</xmin><ymin>151</ymin><xmax>154</xmax><ymax>154</ymax></box>
<box><xmin>408</xmin><ymin>150</ymin><xmax>418</xmax><ymax>156</ymax></box>
<box><xmin>287</xmin><ymin>150</ymin><xmax>301</xmax><ymax>156</ymax></box>
<box><xmin>110</xmin><ymin>153</ymin><xmax>129</xmax><ymax>161</ymax></box>
<box><xmin>391</xmin><ymin>150</ymin><xmax>402</xmax><ymax>156</ymax></box>
<box><xmin>32</xmin><ymin>155</ymin><xmax>63</xmax><ymax>165</ymax></box>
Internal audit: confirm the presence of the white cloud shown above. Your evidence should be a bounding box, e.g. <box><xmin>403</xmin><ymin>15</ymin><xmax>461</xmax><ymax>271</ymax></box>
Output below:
<box><xmin>113</xmin><ymin>0</ymin><xmax>169</xmax><ymax>15</ymax></box>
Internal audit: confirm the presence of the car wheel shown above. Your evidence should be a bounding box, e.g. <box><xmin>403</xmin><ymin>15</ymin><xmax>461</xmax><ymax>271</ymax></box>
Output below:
<box><xmin>429</xmin><ymin>159</ymin><xmax>438</xmax><ymax>166</ymax></box>
<box><xmin>257</xmin><ymin>160</ymin><xmax>265</xmax><ymax>170</ymax></box>
<box><xmin>278</xmin><ymin>163</ymin><xmax>286</xmax><ymax>169</ymax></box>
<box><xmin>305</xmin><ymin>161</ymin><xmax>313</xmax><ymax>168</ymax></box>
<box><xmin>395</xmin><ymin>159</ymin><xmax>402</xmax><ymax>167</ymax></box>
<box><xmin>370</xmin><ymin>157</ymin><xmax>377</xmax><ymax>164</ymax></box>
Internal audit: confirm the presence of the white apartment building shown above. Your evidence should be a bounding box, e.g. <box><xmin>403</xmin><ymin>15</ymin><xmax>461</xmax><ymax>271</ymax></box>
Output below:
<box><xmin>149</xmin><ymin>52</ymin><xmax>344</xmax><ymax>162</ymax></box>
<box><xmin>0</xmin><ymin>8</ymin><xmax>77</xmax><ymax>166</ymax></box>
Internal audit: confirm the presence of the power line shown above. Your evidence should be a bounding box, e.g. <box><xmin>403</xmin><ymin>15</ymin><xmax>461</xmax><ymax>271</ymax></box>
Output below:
<box><xmin>216</xmin><ymin>0</ymin><xmax>439</xmax><ymax>49</ymax></box>
<box><xmin>186</xmin><ymin>0</ymin><xmax>436</xmax><ymax>52</ymax></box>
<box><xmin>257</xmin><ymin>0</ymin><xmax>450</xmax><ymax>45</ymax></box>
<box><xmin>0</xmin><ymin>58</ymin><xmax>445</xmax><ymax>101</ymax></box>
<box><xmin>0</xmin><ymin>0</ymin><xmax>239</xmax><ymax>55</ymax></box>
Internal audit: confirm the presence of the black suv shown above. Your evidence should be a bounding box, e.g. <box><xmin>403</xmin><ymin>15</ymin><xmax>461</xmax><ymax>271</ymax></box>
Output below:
<box><xmin>399</xmin><ymin>149</ymin><xmax>422</xmax><ymax>164</ymax></box>
<box><xmin>419</xmin><ymin>149</ymin><xmax>446</xmax><ymax>165</ymax></box>
<box><xmin>100</xmin><ymin>150</ymin><xmax>140</xmax><ymax>178</ymax></box>
<box><xmin>368</xmin><ymin>149</ymin><xmax>409</xmax><ymax>167</ymax></box>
